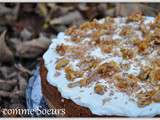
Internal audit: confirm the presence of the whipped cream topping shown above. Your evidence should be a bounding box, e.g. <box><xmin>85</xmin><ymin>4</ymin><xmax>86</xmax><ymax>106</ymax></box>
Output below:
<box><xmin>43</xmin><ymin>17</ymin><xmax>160</xmax><ymax>117</ymax></box>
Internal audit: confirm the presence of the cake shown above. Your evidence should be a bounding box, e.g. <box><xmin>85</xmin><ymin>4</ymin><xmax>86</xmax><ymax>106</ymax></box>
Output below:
<box><xmin>40</xmin><ymin>13</ymin><xmax>160</xmax><ymax>117</ymax></box>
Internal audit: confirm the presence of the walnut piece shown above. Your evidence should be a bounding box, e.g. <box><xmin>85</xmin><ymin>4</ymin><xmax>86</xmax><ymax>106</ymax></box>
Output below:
<box><xmin>97</xmin><ymin>61</ymin><xmax>120</xmax><ymax>78</ymax></box>
<box><xmin>127</xmin><ymin>12</ymin><xmax>144</xmax><ymax>22</ymax></box>
<box><xmin>137</xmin><ymin>91</ymin><xmax>156</xmax><ymax>107</ymax></box>
<box><xmin>94</xmin><ymin>83</ymin><xmax>106</xmax><ymax>95</ymax></box>
<box><xmin>120</xmin><ymin>48</ymin><xmax>134</xmax><ymax>59</ymax></box>
<box><xmin>55</xmin><ymin>58</ymin><xmax>69</xmax><ymax>70</ymax></box>
<box><xmin>120</xmin><ymin>26</ymin><xmax>133</xmax><ymax>36</ymax></box>
<box><xmin>152</xmin><ymin>91</ymin><xmax>160</xmax><ymax>102</ymax></box>
<box><xmin>56</xmin><ymin>44</ymin><xmax>68</xmax><ymax>56</ymax></box>
<box><xmin>100</xmin><ymin>45</ymin><xmax>113</xmax><ymax>53</ymax></box>
<box><xmin>65</xmin><ymin>66</ymin><xmax>83</xmax><ymax>81</ymax></box>
<box><xmin>80</xmin><ymin>78</ymin><xmax>88</xmax><ymax>87</ymax></box>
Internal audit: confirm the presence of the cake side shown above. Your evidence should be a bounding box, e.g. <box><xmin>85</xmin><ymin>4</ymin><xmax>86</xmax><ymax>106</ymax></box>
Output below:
<box><xmin>40</xmin><ymin>60</ymin><xmax>93</xmax><ymax>117</ymax></box>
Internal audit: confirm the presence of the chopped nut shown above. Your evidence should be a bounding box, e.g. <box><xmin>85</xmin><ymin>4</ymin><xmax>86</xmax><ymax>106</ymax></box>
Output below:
<box><xmin>65</xmin><ymin>25</ymin><xmax>77</xmax><ymax>35</ymax></box>
<box><xmin>150</xmin><ymin>13</ymin><xmax>160</xmax><ymax>29</ymax></box>
<box><xmin>120</xmin><ymin>26</ymin><xmax>133</xmax><ymax>36</ymax></box>
<box><xmin>71</xmin><ymin>37</ymin><xmax>81</xmax><ymax>43</ymax></box>
<box><xmin>137</xmin><ymin>91</ymin><xmax>156</xmax><ymax>107</ymax></box>
<box><xmin>152</xmin><ymin>58</ymin><xmax>160</xmax><ymax>67</ymax></box>
<box><xmin>137</xmin><ymin>97</ymin><xmax>152</xmax><ymax>107</ymax></box>
<box><xmin>120</xmin><ymin>48</ymin><xmax>134</xmax><ymax>59</ymax></box>
<box><xmin>153</xmin><ymin>68</ymin><xmax>160</xmax><ymax>81</ymax></box>
<box><xmin>55</xmin><ymin>58</ymin><xmax>69</xmax><ymax>70</ymax></box>
<box><xmin>151</xmin><ymin>28</ymin><xmax>160</xmax><ymax>45</ymax></box>
<box><xmin>150</xmin><ymin>68</ymin><xmax>160</xmax><ymax>84</ymax></box>
<box><xmin>80</xmin><ymin>20</ymin><xmax>101</xmax><ymax>31</ymax></box>
<box><xmin>65</xmin><ymin>25</ymin><xmax>85</xmax><ymax>36</ymax></box>
<box><xmin>116</xmin><ymin>80</ymin><xmax>128</xmax><ymax>92</ymax></box>
<box><xmin>97</xmin><ymin>61</ymin><xmax>120</xmax><ymax>78</ymax></box>
<box><xmin>100</xmin><ymin>45</ymin><xmax>113</xmax><ymax>53</ymax></box>
<box><xmin>140</xmin><ymin>23</ymin><xmax>149</xmax><ymax>35</ymax></box>
<box><xmin>94</xmin><ymin>83</ymin><xmax>106</xmax><ymax>95</ymax></box>
<box><xmin>127</xmin><ymin>12</ymin><xmax>144</xmax><ymax>22</ymax></box>
<box><xmin>152</xmin><ymin>91</ymin><xmax>160</xmax><ymax>102</ymax></box>
<box><xmin>67</xmin><ymin>81</ymin><xmax>80</xmax><ymax>88</ymax></box>
<box><xmin>137</xmin><ymin>38</ymin><xmax>149</xmax><ymax>53</ymax></box>
<box><xmin>65</xmin><ymin>66</ymin><xmax>83</xmax><ymax>81</ymax></box>
<box><xmin>132</xmin><ymin>38</ymin><xmax>141</xmax><ymax>46</ymax></box>
<box><xmin>78</xmin><ymin>58</ymin><xmax>100</xmax><ymax>71</ymax></box>
<box><xmin>138</xmin><ymin>66</ymin><xmax>151</xmax><ymax>81</ymax></box>
<box><xmin>56</xmin><ymin>44</ymin><xmax>68</xmax><ymax>56</ymax></box>
<box><xmin>80</xmin><ymin>78</ymin><xmax>88</xmax><ymax>87</ymax></box>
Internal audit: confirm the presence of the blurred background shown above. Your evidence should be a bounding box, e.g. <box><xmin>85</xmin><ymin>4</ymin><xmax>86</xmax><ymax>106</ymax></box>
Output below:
<box><xmin>0</xmin><ymin>3</ymin><xmax>160</xmax><ymax>117</ymax></box>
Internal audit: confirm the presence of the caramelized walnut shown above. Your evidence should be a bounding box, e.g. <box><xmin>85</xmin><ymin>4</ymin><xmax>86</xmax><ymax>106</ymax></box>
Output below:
<box><xmin>65</xmin><ymin>26</ymin><xmax>77</xmax><ymax>35</ymax></box>
<box><xmin>137</xmin><ymin>97</ymin><xmax>152</xmax><ymax>107</ymax></box>
<box><xmin>120</xmin><ymin>26</ymin><xmax>133</xmax><ymax>36</ymax></box>
<box><xmin>55</xmin><ymin>58</ymin><xmax>69</xmax><ymax>70</ymax></box>
<box><xmin>137</xmin><ymin>38</ymin><xmax>150</xmax><ymax>53</ymax></box>
<box><xmin>149</xmin><ymin>68</ymin><xmax>160</xmax><ymax>84</ymax></box>
<box><xmin>100</xmin><ymin>45</ymin><xmax>113</xmax><ymax>53</ymax></box>
<box><xmin>71</xmin><ymin>37</ymin><xmax>81</xmax><ymax>43</ymax></box>
<box><xmin>65</xmin><ymin>66</ymin><xmax>83</xmax><ymax>81</ymax></box>
<box><xmin>56</xmin><ymin>44</ymin><xmax>68</xmax><ymax>56</ymax></box>
<box><xmin>138</xmin><ymin>66</ymin><xmax>152</xmax><ymax>81</ymax></box>
<box><xmin>80</xmin><ymin>78</ymin><xmax>88</xmax><ymax>87</ymax></box>
<box><xmin>114</xmin><ymin>74</ymin><xmax>128</xmax><ymax>91</ymax></box>
<box><xmin>78</xmin><ymin>58</ymin><xmax>101</xmax><ymax>71</ymax></box>
<box><xmin>97</xmin><ymin>61</ymin><xmax>120</xmax><ymax>78</ymax></box>
<box><xmin>121</xmin><ymin>48</ymin><xmax>134</xmax><ymax>59</ymax></box>
<box><xmin>150</xmin><ymin>13</ymin><xmax>160</xmax><ymax>29</ymax></box>
<box><xmin>127</xmin><ymin>12</ymin><xmax>144</xmax><ymax>22</ymax></box>
<box><xmin>151</xmin><ymin>28</ymin><xmax>160</xmax><ymax>45</ymax></box>
<box><xmin>152</xmin><ymin>91</ymin><xmax>160</xmax><ymax>102</ymax></box>
<box><xmin>67</xmin><ymin>78</ymin><xmax>89</xmax><ymax>88</ymax></box>
<box><xmin>105</xmin><ymin>16</ymin><xmax>114</xmax><ymax>23</ymax></box>
<box><xmin>65</xmin><ymin>25</ymin><xmax>85</xmax><ymax>37</ymax></box>
<box><xmin>137</xmin><ymin>91</ymin><xmax>156</xmax><ymax>107</ymax></box>
<box><xmin>152</xmin><ymin>58</ymin><xmax>160</xmax><ymax>67</ymax></box>
<box><xmin>140</xmin><ymin>23</ymin><xmax>149</xmax><ymax>35</ymax></box>
<box><xmin>94</xmin><ymin>83</ymin><xmax>106</xmax><ymax>95</ymax></box>
<box><xmin>80</xmin><ymin>20</ymin><xmax>101</xmax><ymax>31</ymax></box>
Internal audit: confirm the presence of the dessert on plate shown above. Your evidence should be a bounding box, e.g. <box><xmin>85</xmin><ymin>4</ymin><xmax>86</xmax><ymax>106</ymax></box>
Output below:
<box><xmin>40</xmin><ymin>12</ymin><xmax>160</xmax><ymax>117</ymax></box>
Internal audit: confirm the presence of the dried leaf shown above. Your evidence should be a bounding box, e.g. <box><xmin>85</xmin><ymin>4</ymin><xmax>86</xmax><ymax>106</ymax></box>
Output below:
<box><xmin>0</xmin><ymin>4</ymin><xmax>12</xmax><ymax>15</ymax></box>
<box><xmin>38</xmin><ymin>3</ymin><xmax>48</xmax><ymax>17</ymax></box>
<box><xmin>15</xmin><ymin>63</ymin><xmax>32</xmax><ymax>75</ymax></box>
<box><xmin>50</xmin><ymin>11</ymin><xmax>84</xmax><ymax>25</ymax></box>
<box><xmin>115</xmin><ymin>3</ymin><xmax>157</xmax><ymax>16</ymax></box>
<box><xmin>0</xmin><ymin>79</ymin><xmax>17</xmax><ymax>91</ymax></box>
<box><xmin>15</xmin><ymin>34</ymin><xmax>51</xmax><ymax>58</ymax></box>
<box><xmin>20</xmin><ymin>28</ymin><xmax>32</xmax><ymax>40</ymax></box>
<box><xmin>0</xmin><ymin>31</ymin><xmax>14</xmax><ymax>63</ymax></box>
<box><xmin>18</xmin><ymin>74</ymin><xmax>27</xmax><ymax>96</ymax></box>
<box><xmin>115</xmin><ymin>4</ymin><xmax>142</xmax><ymax>16</ymax></box>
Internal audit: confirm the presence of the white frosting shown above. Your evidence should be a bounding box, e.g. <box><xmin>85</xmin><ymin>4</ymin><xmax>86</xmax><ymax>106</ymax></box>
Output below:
<box><xmin>43</xmin><ymin>17</ymin><xmax>160</xmax><ymax>117</ymax></box>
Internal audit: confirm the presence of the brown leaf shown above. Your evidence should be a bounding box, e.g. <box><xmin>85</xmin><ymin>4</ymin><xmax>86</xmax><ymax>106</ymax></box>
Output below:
<box><xmin>50</xmin><ymin>11</ymin><xmax>84</xmax><ymax>25</ymax></box>
<box><xmin>14</xmin><ymin>63</ymin><xmax>32</xmax><ymax>76</ymax></box>
<box><xmin>115</xmin><ymin>3</ymin><xmax>142</xmax><ymax>16</ymax></box>
<box><xmin>0</xmin><ymin>79</ymin><xmax>17</xmax><ymax>91</ymax></box>
<box><xmin>15</xmin><ymin>34</ymin><xmax>51</xmax><ymax>58</ymax></box>
<box><xmin>0</xmin><ymin>31</ymin><xmax>14</xmax><ymax>63</ymax></box>
<box><xmin>0</xmin><ymin>4</ymin><xmax>12</xmax><ymax>15</ymax></box>
<box><xmin>17</xmin><ymin>74</ymin><xmax>27</xmax><ymax>97</ymax></box>
<box><xmin>115</xmin><ymin>3</ymin><xmax>157</xmax><ymax>16</ymax></box>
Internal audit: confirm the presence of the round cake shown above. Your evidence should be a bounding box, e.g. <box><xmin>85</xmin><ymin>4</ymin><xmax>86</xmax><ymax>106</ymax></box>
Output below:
<box><xmin>40</xmin><ymin>13</ymin><xmax>160</xmax><ymax>117</ymax></box>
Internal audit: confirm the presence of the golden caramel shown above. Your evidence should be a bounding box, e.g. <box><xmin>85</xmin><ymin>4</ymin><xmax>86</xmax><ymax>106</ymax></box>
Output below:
<box><xmin>94</xmin><ymin>83</ymin><xmax>106</xmax><ymax>95</ymax></box>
